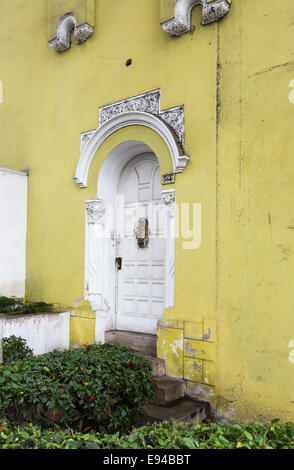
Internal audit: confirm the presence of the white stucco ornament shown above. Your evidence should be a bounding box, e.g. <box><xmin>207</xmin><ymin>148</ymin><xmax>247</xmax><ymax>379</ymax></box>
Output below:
<box><xmin>74</xmin><ymin>90</ymin><xmax>189</xmax><ymax>188</ymax></box>
<box><xmin>48</xmin><ymin>12</ymin><xmax>94</xmax><ymax>52</ymax></box>
<box><xmin>162</xmin><ymin>0</ymin><xmax>231</xmax><ymax>36</ymax></box>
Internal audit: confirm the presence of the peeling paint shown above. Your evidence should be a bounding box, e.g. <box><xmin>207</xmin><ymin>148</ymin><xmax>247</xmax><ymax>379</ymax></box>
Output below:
<box><xmin>185</xmin><ymin>341</ymin><xmax>207</xmax><ymax>358</ymax></box>
<box><xmin>203</xmin><ymin>328</ymin><xmax>211</xmax><ymax>341</ymax></box>
<box><xmin>171</xmin><ymin>338</ymin><xmax>183</xmax><ymax>357</ymax></box>
<box><xmin>193</xmin><ymin>361</ymin><xmax>201</xmax><ymax>371</ymax></box>
<box><xmin>185</xmin><ymin>341</ymin><xmax>197</xmax><ymax>356</ymax></box>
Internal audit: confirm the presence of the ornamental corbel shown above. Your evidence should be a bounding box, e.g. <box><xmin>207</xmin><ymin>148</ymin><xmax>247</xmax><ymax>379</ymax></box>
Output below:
<box><xmin>161</xmin><ymin>0</ymin><xmax>231</xmax><ymax>37</ymax></box>
<box><xmin>48</xmin><ymin>12</ymin><xmax>94</xmax><ymax>52</ymax></box>
<box><xmin>48</xmin><ymin>0</ymin><xmax>95</xmax><ymax>52</ymax></box>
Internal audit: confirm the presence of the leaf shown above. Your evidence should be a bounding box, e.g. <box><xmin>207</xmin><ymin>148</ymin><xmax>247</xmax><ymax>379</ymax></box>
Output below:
<box><xmin>54</xmin><ymin>434</ymin><xmax>63</xmax><ymax>444</ymax></box>
<box><xmin>182</xmin><ymin>438</ymin><xmax>197</xmax><ymax>449</ymax></box>
<box><xmin>244</xmin><ymin>431</ymin><xmax>253</xmax><ymax>441</ymax></box>
<box><xmin>86</xmin><ymin>441</ymin><xmax>100</xmax><ymax>449</ymax></box>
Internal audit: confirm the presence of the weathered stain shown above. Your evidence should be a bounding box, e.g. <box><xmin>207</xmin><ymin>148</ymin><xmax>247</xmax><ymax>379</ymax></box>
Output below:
<box><xmin>185</xmin><ymin>341</ymin><xmax>206</xmax><ymax>357</ymax></box>
<box><xmin>74</xmin><ymin>297</ymin><xmax>84</xmax><ymax>307</ymax></box>
<box><xmin>203</xmin><ymin>328</ymin><xmax>211</xmax><ymax>341</ymax></box>
<box><xmin>248</xmin><ymin>60</ymin><xmax>294</xmax><ymax>78</ymax></box>
<box><xmin>277</xmin><ymin>244</ymin><xmax>292</xmax><ymax>261</ymax></box>
<box><xmin>193</xmin><ymin>360</ymin><xmax>201</xmax><ymax>371</ymax></box>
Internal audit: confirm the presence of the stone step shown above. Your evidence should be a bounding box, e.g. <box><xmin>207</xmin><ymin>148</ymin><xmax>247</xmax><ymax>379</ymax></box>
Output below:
<box><xmin>105</xmin><ymin>330</ymin><xmax>157</xmax><ymax>356</ymax></box>
<box><xmin>151</xmin><ymin>376</ymin><xmax>185</xmax><ymax>405</ymax></box>
<box><xmin>139</xmin><ymin>353</ymin><xmax>166</xmax><ymax>377</ymax></box>
<box><xmin>138</xmin><ymin>398</ymin><xmax>210</xmax><ymax>426</ymax></box>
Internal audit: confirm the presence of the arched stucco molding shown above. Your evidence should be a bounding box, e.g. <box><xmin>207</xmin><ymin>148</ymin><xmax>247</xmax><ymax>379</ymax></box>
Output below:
<box><xmin>74</xmin><ymin>111</ymin><xmax>189</xmax><ymax>189</ymax></box>
<box><xmin>161</xmin><ymin>0</ymin><xmax>231</xmax><ymax>36</ymax></box>
<box><xmin>48</xmin><ymin>12</ymin><xmax>94</xmax><ymax>52</ymax></box>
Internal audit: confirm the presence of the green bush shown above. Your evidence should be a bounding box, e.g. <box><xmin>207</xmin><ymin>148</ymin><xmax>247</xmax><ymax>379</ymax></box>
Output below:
<box><xmin>2</xmin><ymin>336</ymin><xmax>33</xmax><ymax>365</ymax></box>
<box><xmin>0</xmin><ymin>419</ymin><xmax>293</xmax><ymax>449</ymax></box>
<box><xmin>0</xmin><ymin>296</ymin><xmax>54</xmax><ymax>316</ymax></box>
<box><xmin>0</xmin><ymin>297</ymin><xmax>23</xmax><ymax>313</ymax></box>
<box><xmin>0</xmin><ymin>343</ymin><xmax>154</xmax><ymax>432</ymax></box>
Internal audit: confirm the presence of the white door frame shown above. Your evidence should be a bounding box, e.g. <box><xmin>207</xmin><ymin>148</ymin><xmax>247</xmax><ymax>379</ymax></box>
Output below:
<box><xmin>84</xmin><ymin>141</ymin><xmax>175</xmax><ymax>343</ymax></box>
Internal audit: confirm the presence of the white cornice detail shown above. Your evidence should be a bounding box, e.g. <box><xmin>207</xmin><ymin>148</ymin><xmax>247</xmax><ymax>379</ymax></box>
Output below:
<box><xmin>48</xmin><ymin>12</ymin><xmax>94</xmax><ymax>52</ymax></box>
<box><xmin>162</xmin><ymin>0</ymin><xmax>231</xmax><ymax>36</ymax></box>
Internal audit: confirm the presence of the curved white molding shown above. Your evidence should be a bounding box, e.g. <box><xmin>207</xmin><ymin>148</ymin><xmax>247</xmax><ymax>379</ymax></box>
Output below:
<box><xmin>162</xmin><ymin>0</ymin><xmax>231</xmax><ymax>36</ymax></box>
<box><xmin>48</xmin><ymin>12</ymin><xmax>94</xmax><ymax>52</ymax></box>
<box><xmin>74</xmin><ymin>111</ymin><xmax>189</xmax><ymax>189</ymax></box>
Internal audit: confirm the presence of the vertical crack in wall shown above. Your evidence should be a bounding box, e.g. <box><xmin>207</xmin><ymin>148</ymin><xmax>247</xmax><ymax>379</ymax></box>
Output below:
<box><xmin>239</xmin><ymin>1</ymin><xmax>243</xmax><ymax>191</ymax></box>
<box><xmin>216</xmin><ymin>22</ymin><xmax>221</xmax><ymax>312</ymax></box>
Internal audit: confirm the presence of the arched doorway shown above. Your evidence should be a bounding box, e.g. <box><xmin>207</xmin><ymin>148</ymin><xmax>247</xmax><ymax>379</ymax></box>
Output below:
<box><xmin>84</xmin><ymin>141</ymin><xmax>175</xmax><ymax>340</ymax></box>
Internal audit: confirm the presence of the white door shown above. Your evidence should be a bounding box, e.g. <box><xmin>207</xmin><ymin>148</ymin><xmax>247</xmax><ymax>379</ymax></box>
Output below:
<box><xmin>115</xmin><ymin>153</ymin><xmax>166</xmax><ymax>334</ymax></box>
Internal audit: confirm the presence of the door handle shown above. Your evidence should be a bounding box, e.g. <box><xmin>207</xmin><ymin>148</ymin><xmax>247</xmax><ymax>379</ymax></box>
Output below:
<box><xmin>135</xmin><ymin>218</ymin><xmax>149</xmax><ymax>248</ymax></box>
<box><xmin>115</xmin><ymin>257</ymin><xmax>122</xmax><ymax>270</ymax></box>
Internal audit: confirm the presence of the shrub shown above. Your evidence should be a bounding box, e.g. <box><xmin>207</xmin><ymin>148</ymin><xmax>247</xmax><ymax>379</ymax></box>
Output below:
<box><xmin>0</xmin><ymin>297</ymin><xmax>23</xmax><ymax>314</ymax></box>
<box><xmin>0</xmin><ymin>419</ymin><xmax>293</xmax><ymax>449</ymax></box>
<box><xmin>0</xmin><ymin>343</ymin><xmax>154</xmax><ymax>432</ymax></box>
<box><xmin>2</xmin><ymin>336</ymin><xmax>33</xmax><ymax>365</ymax></box>
<box><xmin>0</xmin><ymin>296</ymin><xmax>54</xmax><ymax>316</ymax></box>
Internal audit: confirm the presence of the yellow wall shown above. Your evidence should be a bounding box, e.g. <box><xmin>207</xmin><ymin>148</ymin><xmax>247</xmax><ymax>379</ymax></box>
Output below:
<box><xmin>0</xmin><ymin>0</ymin><xmax>294</xmax><ymax>423</ymax></box>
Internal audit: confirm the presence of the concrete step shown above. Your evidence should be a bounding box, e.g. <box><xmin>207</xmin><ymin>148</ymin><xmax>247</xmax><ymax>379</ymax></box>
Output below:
<box><xmin>151</xmin><ymin>376</ymin><xmax>185</xmax><ymax>405</ymax></box>
<box><xmin>139</xmin><ymin>398</ymin><xmax>210</xmax><ymax>426</ymax></box>
<box><xmin>105</xmin><ymin>330</ymin><xmax>157</xmax><ymax>356</ymax></box>
<box><xmin>139</xmin><ymin>353</ymin><xmax>166</xmax><ymax>377</ymax></box>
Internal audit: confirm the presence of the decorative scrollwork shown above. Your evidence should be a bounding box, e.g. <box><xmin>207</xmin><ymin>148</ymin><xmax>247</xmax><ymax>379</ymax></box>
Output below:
<box><xmin>98</xmin><ymin>90</ymin><xmax>185</xmax><ymax>149</ymax></box>
<box><xmin>162</xmin><ymin>190</ymin><xmax>176</xmax><ymax>206</ymax></box>
<box><xmin>86</xmin><ymin>200</ymin><xmax>107</xmax><ymax>225</ymax></box>
<box><xmin>98</xmin><ymin>90</ymin><xmax>161</xmax><ymax>126</ymax></box>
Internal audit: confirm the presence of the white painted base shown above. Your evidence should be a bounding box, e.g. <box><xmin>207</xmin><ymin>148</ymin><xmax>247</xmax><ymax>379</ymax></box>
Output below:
<box><xmin>0</xmin><ymin>312</ymin><xmax>70</xmax><ymax>355</ymax></box>
<box><xmin>94</xmin><ymin>312</ymin><xmax>107</xmax><ymax>344</ymax></box>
